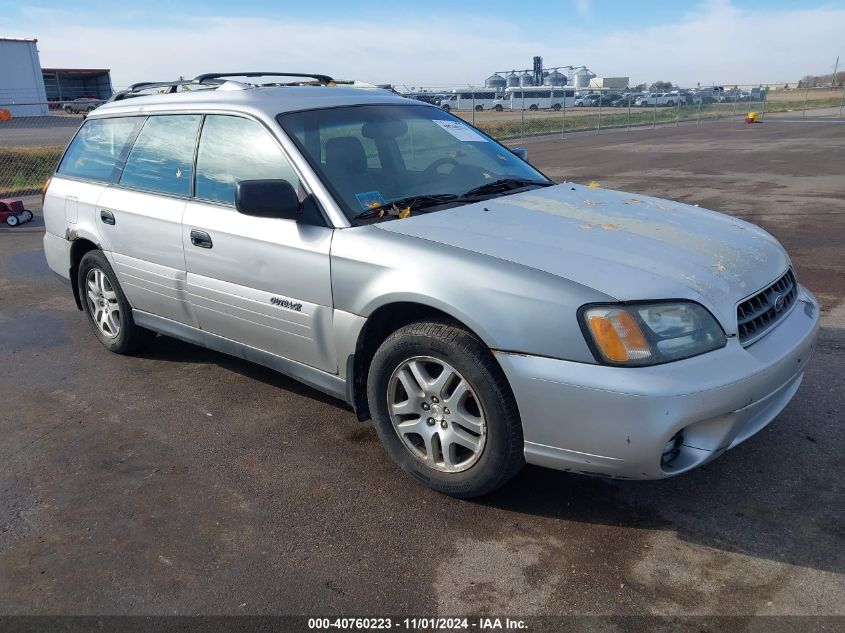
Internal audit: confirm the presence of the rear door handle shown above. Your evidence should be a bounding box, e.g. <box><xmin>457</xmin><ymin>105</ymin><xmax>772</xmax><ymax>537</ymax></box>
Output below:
<box><xmin>190</xmin><ymin>229</ymin><xmax>213</xmax><ymax>249</ymax></box>
<box><xmin>100</xmin><ymin>209</ymin><xmax>115</xmax><ymax>225</ymax></box>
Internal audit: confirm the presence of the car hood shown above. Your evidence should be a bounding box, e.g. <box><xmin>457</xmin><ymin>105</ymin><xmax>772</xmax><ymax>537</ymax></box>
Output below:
<box><xmin>375</xmin><ymin>183</ymin><xmax>791</xmax><ymax>333</ymax></box>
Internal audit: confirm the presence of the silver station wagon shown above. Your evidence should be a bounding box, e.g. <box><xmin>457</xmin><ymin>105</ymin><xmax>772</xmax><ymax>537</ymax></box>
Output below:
<box><xmin>42</xmin><ymin>72</ymin><xmax>819</xmax><ymax>497</ymax></box>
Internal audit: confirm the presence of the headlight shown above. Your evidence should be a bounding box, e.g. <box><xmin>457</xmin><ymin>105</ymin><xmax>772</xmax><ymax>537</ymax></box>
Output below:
<box><xmin>580</xmin><ymin>301</ymin><xmax>726</xmax><ymax>366</ymax></box>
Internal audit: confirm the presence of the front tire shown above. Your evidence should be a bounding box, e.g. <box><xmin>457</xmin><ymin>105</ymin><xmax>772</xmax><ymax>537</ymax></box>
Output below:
<box><xmin>474</xmin><ymin>104</ymin><xmax>483</xmax><ymax>112</ymax></box>
<box><xmin>367</xmin><ymin>320</ymin><xmax>524</xmax><ymax>498</ymax></box>
<box><xmin>5</xmin><ymin>215</ymin><xmax>18</xmax><ymax>226</ymax></box>
<box><xmin>78</xmin><ymin>250</ymin><xmax>153</xmax><ymax>354</ymax></box>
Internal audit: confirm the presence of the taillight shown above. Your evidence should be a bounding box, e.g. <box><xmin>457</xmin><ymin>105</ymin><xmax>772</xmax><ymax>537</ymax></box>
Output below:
<box><xmin>41</xmin><ymin>177</ymin><xmax>51</xmax><ymax>206</ymax></box>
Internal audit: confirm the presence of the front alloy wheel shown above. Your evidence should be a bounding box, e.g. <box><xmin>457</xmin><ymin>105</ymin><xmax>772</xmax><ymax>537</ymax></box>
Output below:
<box><xmin>388</xmin><ymin>356</ymin><xmax>486</xmax><ymax>473</ymax></box>
<box><xmin>367</xmin><ymin>320</ymin><xmax>524</xmax><ymax>498</ymax></box>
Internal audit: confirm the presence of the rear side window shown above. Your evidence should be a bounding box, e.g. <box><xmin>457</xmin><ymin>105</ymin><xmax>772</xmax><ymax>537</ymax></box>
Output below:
<box><xmin>194</xmin><ymin>115</ymin><xmax>300</xmax><ymax>205</ymax></box>
<box><xmin>120</xmin><ymin>115</ymin><xmax>201</xmax><ymax>196</ymax></box>
<box><xmin>57</xmin><ymin>117</ymin><xmax>142</xmax><ymax>183</ymax></box>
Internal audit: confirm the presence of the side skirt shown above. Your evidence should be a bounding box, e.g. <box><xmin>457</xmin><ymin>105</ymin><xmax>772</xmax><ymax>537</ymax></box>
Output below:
<box><xmin>133</xmin><ymin>309</ymin><xmax>349</xmax><ymax>404</ymax></box>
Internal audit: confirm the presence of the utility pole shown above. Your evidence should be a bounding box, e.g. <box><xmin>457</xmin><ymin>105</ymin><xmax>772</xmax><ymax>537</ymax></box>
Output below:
<box><xmin>833</xmin><ymin>56</ymin><xmax>840</xmax><ymax>87</ymax></box>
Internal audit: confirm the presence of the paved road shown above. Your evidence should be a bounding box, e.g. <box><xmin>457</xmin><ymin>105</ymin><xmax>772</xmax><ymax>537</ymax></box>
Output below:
<box><xmin>0</xmin><ymin>116</ymin><xmax>82</xmax><ymax>148</ymax></box>
<box><xmin>1</xmin><ymin>122</ymin><xmax>843</xmax><ymax>618</ymax></box>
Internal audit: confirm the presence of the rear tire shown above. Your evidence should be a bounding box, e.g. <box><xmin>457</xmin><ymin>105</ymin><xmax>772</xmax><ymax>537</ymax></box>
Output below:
<box><xmin>474</xmin><ymin>105</ymin><xmax>483</xmax><ymax>112</ymax></box>
<box><xmin>78</xmin><ymin>250</ymin><xmax>154</xmax><ymax>354</ymax></box>
<box><xmin>528</xmin><ymin>104</ymin><xmax>539</xmax><ymax>111</ymax></box>
<box><xmin>494</xmin><ymin>104</ymin><xmax>503</xmax><ymax>112</ymax></box>
<box><xmin>22</xmin><ymin>210</ymin><xmax>33</xmax><ymax>222</ymax></box>
<box><xmin>441</xmin><ymin>104</ymin><xmax>451</xmax><ymax>112</ymax></box>
<box><xmin>367</xmin><ymin>320</ymin><xmax>524</xmax><ymax>498</ymax></box>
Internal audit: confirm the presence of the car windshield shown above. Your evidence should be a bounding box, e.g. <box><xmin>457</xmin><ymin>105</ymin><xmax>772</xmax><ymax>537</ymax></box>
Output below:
<box><xmin>277</xmin><ymin>104</ymin><xmax>550</xmax><ymax>221</ymax></box>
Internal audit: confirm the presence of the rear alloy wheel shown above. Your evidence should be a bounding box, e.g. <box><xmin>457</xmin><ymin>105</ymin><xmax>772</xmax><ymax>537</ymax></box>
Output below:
<box><xmin>474</xmin><ymin>105</ymin><xmax>483</xmax><ymax>112</ymax></box>
<box><xmin>85</xmin><ymin>267</ymin><xmax>121</xmax><ymax>340</ymax></box>
<box><xmin>529</xmin><ymin>104</ymin><xmax>539</xmax><ymax>111</ymax></box>
<box><xmin>368</xmin><ymin>320</ymin><xmax>524</xmax><ymax>498</ymax></box>
<box><xmin>21</xmin><ymin>210</ymin><xmax>33</xmax><ymax>222</ymax></box>
<box><xmin>78</xmin><ymin>250</ymin><xmax>154</xmax><ymax>354</ymax></box>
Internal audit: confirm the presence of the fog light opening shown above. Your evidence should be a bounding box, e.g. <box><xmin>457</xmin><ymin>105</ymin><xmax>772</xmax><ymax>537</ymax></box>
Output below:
<box><xmin>661</xmin><ymin>431</ymin><xmax>684</xmax><ymax>469</ymax></box>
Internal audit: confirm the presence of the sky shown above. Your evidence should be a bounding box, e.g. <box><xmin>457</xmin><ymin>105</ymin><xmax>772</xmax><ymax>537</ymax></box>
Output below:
<box><xmin>1</xmin><ymin>0</ymin><xmax>843</xmax><ymax>89</ymax></box>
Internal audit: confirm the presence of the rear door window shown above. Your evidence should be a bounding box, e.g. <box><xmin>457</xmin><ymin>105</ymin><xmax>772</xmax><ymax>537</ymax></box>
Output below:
<box><xmin>57</xmin><ymin>117</ymin><xmax>143</xmax><ymax>183</ymax></box>
<box><xmin>120</xmin><ymin>115</ymin><xmax>201</xmax><ymax>197</ymax></box>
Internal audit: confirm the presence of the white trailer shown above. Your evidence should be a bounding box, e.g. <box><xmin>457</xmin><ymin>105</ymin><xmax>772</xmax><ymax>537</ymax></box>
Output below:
<box><xmin>0</xmin><ymin>38</ymin><xmax>49</xmax><ymax>116</ymax></box>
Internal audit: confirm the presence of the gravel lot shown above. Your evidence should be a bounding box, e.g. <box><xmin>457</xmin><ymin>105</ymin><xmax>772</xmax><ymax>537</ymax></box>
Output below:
<box><xmin>1</xmin><ymin>121</ymin><xmax>843</xmax><ymax>619</ymax></box>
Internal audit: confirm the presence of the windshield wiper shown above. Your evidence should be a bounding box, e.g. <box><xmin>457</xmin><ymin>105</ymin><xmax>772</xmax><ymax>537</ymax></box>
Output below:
<box><xmin>459</xmin><ymin>178</ymin><xmax>553</xmax><ymax>200</ymax></box>
<box><xmin>353</xmin><ymin>193</ymin><xmax>459</xmax><ymax>222</ymax></box>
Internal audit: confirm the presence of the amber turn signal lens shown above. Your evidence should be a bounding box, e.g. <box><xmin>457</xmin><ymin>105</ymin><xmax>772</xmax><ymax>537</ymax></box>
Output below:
<box><xmin>587</xmin><ymin>311</ymin><xmax>652</xmax><ymax>363</ymax></box>
<box><xmin>41</xmin><ymin>177</ymin><xmax>51</xmax><ymax>206</ymax></box>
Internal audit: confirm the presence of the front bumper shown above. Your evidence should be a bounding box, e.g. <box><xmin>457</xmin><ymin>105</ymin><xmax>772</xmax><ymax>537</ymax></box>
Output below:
<box><xmin>496</xmin><ymin>286</ymin><xmax>820</xmax><ymax>479</ymax></box>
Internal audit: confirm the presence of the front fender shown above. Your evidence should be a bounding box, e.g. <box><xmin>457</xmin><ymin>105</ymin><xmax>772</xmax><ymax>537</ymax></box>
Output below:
<box><xmin>331</xmin><ymin>226</ymin><xmax>609</xmax><ymax>364</ymax></box>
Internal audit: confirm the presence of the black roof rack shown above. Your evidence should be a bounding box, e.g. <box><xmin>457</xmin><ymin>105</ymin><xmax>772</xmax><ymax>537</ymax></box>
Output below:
<box><xmin>108</xmin><ymin>72</ymin><xmax>336</xmax><ymax>102</ymax></box>
<box><xmin>193</xmin><ymin>72</ymin><xmax>335</xmax><ymax>85</ymax></box>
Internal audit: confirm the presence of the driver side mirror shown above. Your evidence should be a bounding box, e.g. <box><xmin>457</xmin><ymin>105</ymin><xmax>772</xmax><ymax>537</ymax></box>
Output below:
<box><xmin>235</xmin><ymin>179</ymin><xmax>300</xmax><ymax>220</ymax></box>
<box><xmin>511</xmin><ymin>147</ymin><xmax>528</xmax><ymax>161</ymax></box>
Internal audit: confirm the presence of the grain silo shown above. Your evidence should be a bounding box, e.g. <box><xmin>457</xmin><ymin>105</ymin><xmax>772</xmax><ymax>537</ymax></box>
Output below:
<box><xmin>485</xmin><ymin>73</ymin><xmax>506</xmax><ymax>89</ymax></box>
<box><xmin>544</xmin><ymin>70</ymin><xmax>567</xmax><ymax>86</ymax></box>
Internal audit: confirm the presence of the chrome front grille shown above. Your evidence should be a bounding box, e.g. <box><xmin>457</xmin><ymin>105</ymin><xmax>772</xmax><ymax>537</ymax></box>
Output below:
<box><xmin>737</xmin><ymin>269</ymin><xmax>797</xmax><ymax>345</ymax></box>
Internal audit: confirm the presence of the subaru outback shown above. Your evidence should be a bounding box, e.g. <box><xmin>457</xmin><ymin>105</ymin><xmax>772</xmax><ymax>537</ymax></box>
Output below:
<box><xmin>42</xmin><ymin>72</ymin><xmax>819</xmax><ymax>497</ymax></box>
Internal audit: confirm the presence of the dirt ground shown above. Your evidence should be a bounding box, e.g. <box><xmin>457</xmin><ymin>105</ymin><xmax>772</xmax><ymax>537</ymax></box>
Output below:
<box><xmin>1</xmin><ymin>121</ymin><xmax>843</xmax><ymax>619</ymax></box>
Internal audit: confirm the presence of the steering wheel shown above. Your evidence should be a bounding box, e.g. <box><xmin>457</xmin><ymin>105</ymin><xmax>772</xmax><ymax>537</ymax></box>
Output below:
<box><xmin>422</xmin><ymin>157</ymin><xmax>459</xmax><ymax>179</ymax></box>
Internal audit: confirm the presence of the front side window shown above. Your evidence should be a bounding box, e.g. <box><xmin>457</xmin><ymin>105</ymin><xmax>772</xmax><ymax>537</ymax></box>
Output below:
<box><xmin>278</xmin><ymin>104</ymin><xmax>549</xmax><ymax>221</ymax></box>
<box><xmin>57</xmin><ymin>117</ymin><xmax>143</xmax><ymax>183</ymax></box>
<box><xmin>194</xmin><ymin>115</ymin><xmax>300</xmax><ymax>205</ymax></box>
<box><xmin>120</xmin><ymin>115</ymin><xmax>201</xmax><ymax>196</ymax></box>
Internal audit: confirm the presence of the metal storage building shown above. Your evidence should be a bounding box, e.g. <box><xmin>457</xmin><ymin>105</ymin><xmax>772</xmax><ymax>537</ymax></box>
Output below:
<box><xmin>589</xmin><ymin>76</ymin><xmax>630</xmax><ymax>90</ymax></box>
<box><xmin>0</xmin><ymin>37</ymin><xmax>49</xmax><ymax>116</ymax></box>
<box><xmin>42</xmin><ymin>68</ymin><xmax>113</xmax><ymax>101</ymax></box>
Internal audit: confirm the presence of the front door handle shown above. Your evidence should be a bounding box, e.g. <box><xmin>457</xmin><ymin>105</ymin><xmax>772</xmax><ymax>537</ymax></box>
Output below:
<box><xmin>100</xmin><ymin>209</ymin><xmax>115</xmax><ymax>225</ymax></box>
<box><xmin>190</xmin><ymin>229</ymin><xmax>213</xmax><ymax>249</ymax></box>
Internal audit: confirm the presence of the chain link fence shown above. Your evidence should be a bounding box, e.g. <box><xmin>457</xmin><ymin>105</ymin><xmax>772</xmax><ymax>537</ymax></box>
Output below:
<box><xmin>0</xmin><ymin>100</ymin><xmax>93</xmax><ymax>197</ymax></box>
<box><xmin>441</xmin><ymin>83</ymin><xmax>845</xmax><ymax>141</ymax></box>
<box><xmin>2</xmin><ymin>83</ymin><xmax>844</xmax><ymax>198</ymax></box>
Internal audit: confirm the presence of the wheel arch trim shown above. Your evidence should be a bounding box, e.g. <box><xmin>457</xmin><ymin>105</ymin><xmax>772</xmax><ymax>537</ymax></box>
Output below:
<box><xmin>346</xmin><ymin>296</ymin><xmax>503</xmax><ymax>422</ymax></box>
<box><xmin>67</xmin><ymin>233</ymin><xmax>104</xmax><ymax>311</ymax></box>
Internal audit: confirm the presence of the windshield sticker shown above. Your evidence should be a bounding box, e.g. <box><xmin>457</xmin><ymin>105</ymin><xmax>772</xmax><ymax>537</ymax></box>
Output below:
<box><xmin>432</xmin><ymin>119</ymin><xmax>487</xmax><ymax>142</ymax></box>
<box><xmin>355</xmin><ymin>190</ymin><xmax>386</xmax><ymax>210</ymax></box>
